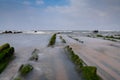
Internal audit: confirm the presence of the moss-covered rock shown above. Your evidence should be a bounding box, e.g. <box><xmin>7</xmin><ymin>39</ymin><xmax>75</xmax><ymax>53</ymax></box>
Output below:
<box><xmin>0</xmin><ymin>43</ymin><xmax>10</xmax><ymax>52</ymax></box>
<box><xmin>65</xmin><ymin>45</ymin><xmax>101</xmax><ymax>80</ymax></box>
<box><xmin>14</xmin><ymin>77</ymin><xmax>22</xmax><ymax>80</ymax></box>
<box><xmin>48</xmin><ymin>34</ymin><xmax>56</xmax><ymax>46</ymax></box>
<box><xmin>29</xmin><ymin>54</ymin><xmax>38</xmax><ymax>61</ymax></box>
<box><xmin>0</xmin><ymin>60</ymin><xmax>9</xmax><ymax>73</ymax></box>
<box><xmin>0</xmin><ymin>47</ymin><xmax>14</xmax><ymax>61</ymax></box>
<box><xmin>81</xmin><ymin>66</ymin><xmax>100</xmax><ymax>80</ymax></box>
<box><xmin>0</xmin><ymin>43</ymin><xmax>14</xmax><ymax>73</ymax></box>
<box><xmin>19</xmin><ymin>64</ymin><xmax>33</xmax><ymax>75</ymax></box>
<box><xmin>59</xmin><ymin>36</ymin><xmax>66</xmax><ymax>43</ymax></box>
<box><xmin>29</xmin><ymin>49</ymin><xmax>39</xmax><ymax>61</ymax></box>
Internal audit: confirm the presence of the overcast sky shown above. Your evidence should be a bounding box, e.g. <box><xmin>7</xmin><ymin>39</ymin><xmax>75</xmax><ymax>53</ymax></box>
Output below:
<box><xmin>0</xmin><ymin>0</ymin><xmax>120</xmax><ymax>30</ymax></box>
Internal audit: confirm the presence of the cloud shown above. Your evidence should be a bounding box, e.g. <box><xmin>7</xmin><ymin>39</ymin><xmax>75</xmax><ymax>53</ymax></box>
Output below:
<box><xmin>45</xmin><ymin>0</ymin><xmax>120</xmax><ymax>25</ymax></box>
<box><xmin>36</xmin><ymin>0</ymin><xmax>44</xmax><ymax>5</ymax></box>
<box><xmin>48</xmin><ymin>0</ymin><xmax>113</xmax><ymax>18</ymax></box>
<box><xmin>23</xmin><ymin>0</ymin><xmax>44</xmax><ymax>6</ymax></box>
<box><xmin>23</xmin><ymin>1</ymin><xmax>31</xmax><ymax>5</ymax></box>
<box><xmin>0</xmin><ymin>0</ymin><xmax>120</xmax><ymax>30</ymax></box>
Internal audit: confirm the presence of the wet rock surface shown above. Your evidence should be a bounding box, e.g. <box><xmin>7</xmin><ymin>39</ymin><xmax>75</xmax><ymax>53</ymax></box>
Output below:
<box><xmin>63</xmin><ymin>35</ymin><xmax>120</xmax><ymax>80</ymax></box>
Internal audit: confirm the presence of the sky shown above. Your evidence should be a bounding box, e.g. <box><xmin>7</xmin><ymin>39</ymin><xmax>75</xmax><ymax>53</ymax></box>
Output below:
<box><xmin>0</xmin><ymin>0</ymin><xmax>120</xmax><ymax>30</ymax></box>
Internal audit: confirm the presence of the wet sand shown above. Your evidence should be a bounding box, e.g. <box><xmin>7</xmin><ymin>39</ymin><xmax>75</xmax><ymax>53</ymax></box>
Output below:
<box><xmin>63</xmin><ymin>35</ymin><xmax>120</xmax><ymax>80</ymax></box>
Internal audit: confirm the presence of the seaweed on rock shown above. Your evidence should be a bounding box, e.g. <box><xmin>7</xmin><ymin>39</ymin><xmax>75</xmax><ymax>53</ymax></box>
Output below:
<box><xmin>19</xmin><ymin>64</ymin><xmax>33</xmax><ymax>75</ymax></box>
<box><xmin>0</xmin><ymin>43</ymin><xmax>14</xmax><ymax>73</ymax></box>
<box><xmin>64</xmin><ymin>45</ymin><xmax>101</xmax><ymax>80</ymax></box>
<box><xmin>48</xmin><ymin>33</ymin><xmax>57</xmax><ymax>47</ymax></box>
